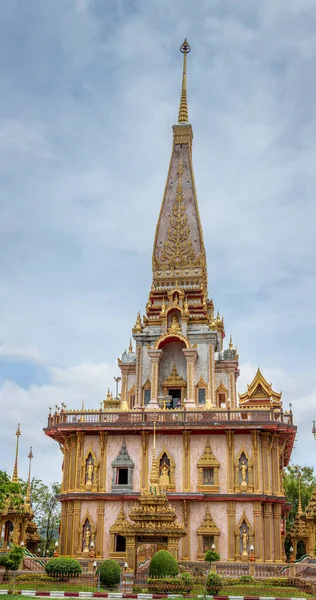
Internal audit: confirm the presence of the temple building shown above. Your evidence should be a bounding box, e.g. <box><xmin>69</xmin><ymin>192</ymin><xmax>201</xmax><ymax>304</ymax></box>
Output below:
<box><xmin>44</xmin><ymin>40</ymin><xmax>296</xmax><ymax>570</ymax></box>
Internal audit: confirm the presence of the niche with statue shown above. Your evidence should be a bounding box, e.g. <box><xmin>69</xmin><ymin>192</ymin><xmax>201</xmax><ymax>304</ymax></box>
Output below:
<box><xmin>234</xmin><ymin>450</ymin><xmax>253</xmax><ymax>493</ymax></box>
<box><xmin>78</xmin><ymin>516</ymin><xmax>96</xmax><ymax>555</ymax></box>
<box><xmin>158</xmin><ymin>450</ymin><xmax>175</xmax><ymax>491</ymax></box>
<box><xmin>81</xmin><ymin>451</ymin><xmax>99</xmax><ymax>491</ymax></box>
<box><xmin>234</xmin><ymin>514</ymin><xmax>254</xmax><ymax>562</ymax></box>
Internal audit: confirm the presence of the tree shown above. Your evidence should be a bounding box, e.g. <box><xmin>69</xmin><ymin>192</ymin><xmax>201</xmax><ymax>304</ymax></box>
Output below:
<box><xmin>19</xmin><ymin>478</ymin><xmax>61</xmax><ymax>555</ymax></box>
<box><xmin>0</xmin><ymin>470</ymin><xmax>23</xmax><ymax>511</ymax></box>
<box><xmin>283</xmin><ymin>465</ymin><xmax>316</xmax><ymax>531</ymax></box>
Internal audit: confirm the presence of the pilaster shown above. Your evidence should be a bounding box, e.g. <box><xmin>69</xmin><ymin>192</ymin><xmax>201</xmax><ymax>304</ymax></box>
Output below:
<box><xmin>96</xmin><ymin>500</ymin><xmax>105</xmax><ymax>558</ymax></box>
<box><xmin>273</xmin><ymin>503</ymin><xmax>282</xmax><ymax>562</ymax></box>
<box><xmin>76</xmin><ymin>432</ymin><xmax>84</xmax><ymax>491</ymax></box>
<box><xmin>63</xmin><ymin>437</ymin><xmax>70</xmax><ymax>493</ymax></box>
<box><xmin>226</xmin><ymin>430</ymin><xmax>234</xmax><ymax>493</ymax></box>
<box><xmin>141</xmin><ymin>432</ymin><xmax>149</xmax><ymax>491</ymax></box>
<box><xmin>262</xmin><ymin>433</ymin><xmax>270</xmax><ymax>494</ymax></box>
<box><xmin>182</xmin><ymin>348</ymin><xmax>198</xmax><ymax>408</ymax></box>
<box><xmin>182</xmin><ymin>500</ymin><xmax>190</xmax><ymax>560</ymax></box>
<box><xmin>72</xmin><ymin>500</ymin><xmax>81</xmax><ymax>556</ymax></box>
<box><xmin>182</xmin><ymin>431</ymin><xmax>191</xmax><ymax>492</ymax></box>
<box><xmin>252</xmin><ymin>431</ymin><xmax>260</xmax><ymax>493</ymax></box>
<box><xmin>147</xmin><ymin>349</ymin><xmax>162</xmax><ymax>409</ymax></box>
<box><xmin>99</xmin><ymin>432</ymin><xmax>107</xmax><ymax>492</ymax></box>
<box><xmin>60</xmin><ymin>502</ymin><xmax>67</xmax><ymax>555</ymax></box>
<box><xmin>135</xmin><ymin>344</ymin><xmax>142</xmax><ymax>406</ymax></box>
<box><xmin>271</xmin><ymin>436</ymin><xmax>281</xmax><ymax>496</ymax></box>
<box><xmin>69</xmin><ymin>434</ymin><xmax>77</xmax><ymax>491</ymax></box>
<box><xmin>227</xmin><ymin>501</ymin><xmax>236</xmax><ymax>561</ymax></box>
<box><xmin>253</xmin><ymin>501</ymin><xmax>263</xmax><ymax>561</ymax></box>
<box><xmin>208</xmin><ymin>344</ymin><xmax>215</xmax><ymax>406</ymax></box>
<box><xmin>263</xmin><ymin>503</ymin><xmax>273</xmax><ymax>562</ymax></box>
<box><xmin>66</xmin><ymin>501</ymin><xmax>74</xmax><ymax>556</ymax></box>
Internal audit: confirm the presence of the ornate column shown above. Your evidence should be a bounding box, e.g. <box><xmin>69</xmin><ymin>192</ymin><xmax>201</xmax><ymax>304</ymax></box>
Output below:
<box><xmin>252</xmin><ymin>431</ymin><xmax>260</xmax><ymax>493</ymax></box>
<box><xmin>72</xmin><ymin>500</ymin><xmax>81</xmax><ymax>556</ymax></box>
<box><xmin>253</xmin><ymin>502</ymin><xmax>263</xmax><ymax>561</ymax></box>
<box><xmin>135</xmin><ymin>344</ymin><xmax>142</xmax><ymax>406</ymax></box>
<box><xmin>99</xmin><ymin>432</ymin><xmax>107</xmax><ymax>492</ymax></box>
<box><xmin>271</xmin><ymin>436</ymin><xmax>281</xmax><ymax>496</ymax></box>
<box><xmin>182</xmin><ymin>501</ymin><xmax>190</xmax><ymax>560</ymax></box>
<box><xmin>273</xmin><ymin>504</ymin><xmax>282</xmax><ymax>562</ymax></box>
<box><xmin>183</xmin><ymin>348</ymin><xmax>198</xmax><ymax>409</ymax></box>
<box><xmin>262</xmin><ymin>433</ymin><xmax>270</xmax><ymax>494</ymax></box>
<box><xmin>263</xmin><ymin>503</ymin><xmax>273</xmax><ymax>562</ymax></box>
<box><xmin>60</xmin><ymin>502</ymin><xmax>67</xmax><ymax>555</ymax></box>
<box><xmin>226</xmin><ymin>431</ymin><xmax>234</xmax><ymax>493</ymax></box>
<box><xmin>63</xmin><ymin>437</ymin><xmax>70</xmax><ymax>492</ymax></box>
<box><xmin>207</xmin><ymin>344</ymin><xmax>215</xmax><ymax>407</ymax></box>
<box><xmin>66</xmin><ymin>501</ymin><xmax>74</xmax><ymax>556</ymax></box>
<box><xmin>69</xmin><ymin>434</ymin><xmax>77</xmax><ymax>491</ymax></box>
<box><xmin>147</xmin><ymin>349</ymin><xmax>162</xmax><ymax>409</ymax></box>
<box><xmin>141</xmin><ymin>432</ymin><xmax>149</xmax><ymax>491</ymax></box>
<box><xmin>182</xmin><ymin>431</ymin><xmax>191</xmax><ymax>492</ymax></box>
<box><xmin>96</xmin><ymin>500</ymin><xmax>105</xmax><ymax>558</ymax></box>
<box><xmin>227</xmin><ymin>501</ymin><xmax>236</xmax><ymax>561</ymax></box>
<box><xmin>126</xmin><ymin>536</ymin><xmax>136</xmax><ymax>573</ymax></box>
<box><xmin>76</xmin><ymin>432</ymin><xmax>84</xmax><ymax>491</ymax></box>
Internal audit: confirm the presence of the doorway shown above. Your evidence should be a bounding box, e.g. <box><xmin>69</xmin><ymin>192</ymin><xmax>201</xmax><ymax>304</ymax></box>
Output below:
<box><xmin>168</xmin><ymin>389</ymin><xmax>181</xmax><ymax>409</ymax></box>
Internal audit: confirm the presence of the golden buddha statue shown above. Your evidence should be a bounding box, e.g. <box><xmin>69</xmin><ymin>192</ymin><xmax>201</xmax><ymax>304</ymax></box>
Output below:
<box><xmin>169</xmin><ymin>314</ymin><xmax>181</xmax><ymax>333</ymax></box>
<box><xmin>159</xmin><ymin>463</ymin><xmax>170</xmax><ymax>489</ymax></box>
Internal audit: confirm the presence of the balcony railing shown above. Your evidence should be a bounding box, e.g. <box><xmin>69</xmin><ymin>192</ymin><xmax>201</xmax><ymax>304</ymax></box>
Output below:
<box><xmin>46</xmin><ymin>407</ymin><xmax>294</xmax><ymax>429</ymax></box>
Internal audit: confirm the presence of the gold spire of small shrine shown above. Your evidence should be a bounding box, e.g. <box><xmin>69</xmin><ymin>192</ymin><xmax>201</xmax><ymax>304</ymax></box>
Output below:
<box><xmin>178</xmin><ymin>39</ymin><xmax>191</xmax><ymax>123</ymax></box>
<box><xmin>12</xmin><ymin>424</ymin><xmax>21</xmax><ymax>483</ymax></box>
<box><xmin>229</xmin><ymin>334</ymin><xmax>233</xmax><ymax>350</ymax></box>
<box><xmin>25</xmin><ymin>447</ymin><xmax>33</xmax><ymax>508</ymax></box>
<box><xmin>128</xmin><ymin>338</ymin><xmax>133</xmax><ymax>353</ymax></box>
<box><xmin>298</xmin><ymin>470</ymin><xmax>303</xmax><ymax>517</ymax></box>
<box><xmin>149</xmin><ymin>422</ymin><xmax>160</xmax><ymax>494</ymax></box>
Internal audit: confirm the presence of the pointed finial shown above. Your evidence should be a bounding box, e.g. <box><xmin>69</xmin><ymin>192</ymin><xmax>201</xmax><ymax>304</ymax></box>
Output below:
<box><xmin>128</xmin><ymin>338</ymin><xmax>133</xmax><ymax>353</ymax></box>
<box><xmin>133</xmin><ymin>310</ymin><xmax>143</xmax><ymax>333</ymax></box>
<box><xmin>229</xmin><ymin>334</ymin><xmax>233</xmax><ymax>350</ymax></box>
<box><xmin>25</xmin><ymin>447</ymin><xmax>33</xmax><ymax>508</ymax></box>
<box><xmin>178</xmin><ymin>39</ymin><xmax>191</xmax><ymax>123</ymax></box>
<box><xmin>149</xmin><ymin>422</ymin><xmax>159</xmax><ymax>493</ymax></box>
<box><xmin>298</xmin><ymin>470</ymin><xmax>303</xmax><ymax>516</ymax></box>
<box><xmin>12</xmin><ymin>424</ymin><xmax>21</xmax><ymax>483</ymax></box>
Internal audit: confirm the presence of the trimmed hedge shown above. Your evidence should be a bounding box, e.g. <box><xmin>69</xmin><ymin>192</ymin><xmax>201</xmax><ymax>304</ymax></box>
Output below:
<box><xmin>147</xmin><ymin>572</ymin><xmax>193</xmax><ymax>595</ymax></box>
<box><xmin>97</xmin><ymin>560</ymin><xmax>121</xmax><ymax>588</ymax></box>
<box><xmin>149</xmin><ymin>550</ymin><xmax>178</xmax><ymax>577</ymax></box>
<box><xmin>45</xmin><ymin>557</ymin><xmax>82</xmax><ymax>577</ymax></box>
<box><xmin>0</xmin><ymin>546</ymin><xmax>24</xmax><ymax>571</ymax></box>
<box><xmin>206</xmin><ymin>572</ymin><xmax>222</xmax><ymax>595</ymax></box>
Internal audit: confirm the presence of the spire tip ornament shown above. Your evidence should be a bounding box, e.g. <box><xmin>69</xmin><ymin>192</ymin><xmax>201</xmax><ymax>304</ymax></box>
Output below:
<box><xmin>178</xmin><ymin>39</ymin><xmax>191</xmax><ymax>123</ymax></box>
<box><xmin>12</xmin><ymin>423</ymin><xmax>21</xmax><ymax>483</ymax></box>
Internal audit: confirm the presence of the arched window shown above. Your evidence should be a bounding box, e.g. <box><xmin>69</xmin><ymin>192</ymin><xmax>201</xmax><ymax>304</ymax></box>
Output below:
<box><xmin>196</xmin><ymin>378</ymin><xmax>208</xmax><ymax>405</ymax></box>
<box><xmin>216</xmin><ymin>382</ymin><xmax>228</xmax><ymax>408</ymax></box>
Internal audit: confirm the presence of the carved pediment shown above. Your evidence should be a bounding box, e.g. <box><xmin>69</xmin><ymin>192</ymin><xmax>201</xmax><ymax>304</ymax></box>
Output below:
<box><xmin>197</xmin><ymin>506</ymin><xmax>220</xmax><ymax>535</ymax></box>
<box><xmin>198</xmin><ymin>440</ymin><xmax>220</xmax><ymax>468</ymax></box>
<box><xmin>239</xmin><ymin>368</ymin><xmax>282</xmax><ymax>408</ymax></box>
<box><xmin>112</xmin><ymin>440</ymin><xmax>134</xmax><ymax>468</ymax></box>
<box><xmin>163</xmin><ymin>363</ymin><xmax>186</xmax><ymax>388</ymax></box>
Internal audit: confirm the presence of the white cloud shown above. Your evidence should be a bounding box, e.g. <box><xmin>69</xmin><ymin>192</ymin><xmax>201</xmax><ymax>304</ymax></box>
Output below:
<box><xmin>0</xmin><ymin>0</ymin><xmax>316</xmax><ymax>480</ymax></box>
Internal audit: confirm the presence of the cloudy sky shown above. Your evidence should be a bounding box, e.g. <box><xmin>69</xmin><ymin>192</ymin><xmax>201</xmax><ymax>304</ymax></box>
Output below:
<box><xmin>1</xmin><ymin>0</ymin><xmax>316</xmax><ymax>485</ymax></box>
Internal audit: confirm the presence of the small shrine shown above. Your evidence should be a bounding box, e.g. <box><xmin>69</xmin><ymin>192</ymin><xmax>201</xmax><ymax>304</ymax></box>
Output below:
<box><xmin>0</xmin><ymin>426</ymin><xmax>39</xmax><ymax>551</ymax></box>
<box><xmin>116</xmin><ymin>426</ymin><xmax>186</xmax><ymax>573</ymax></box>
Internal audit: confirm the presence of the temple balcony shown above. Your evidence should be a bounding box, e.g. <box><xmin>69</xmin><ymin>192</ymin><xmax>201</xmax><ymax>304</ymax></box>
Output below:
<box><xmin>45</xmin><ymin>406</ymin><xmax>294</xmax><ymax>435</ymax></box>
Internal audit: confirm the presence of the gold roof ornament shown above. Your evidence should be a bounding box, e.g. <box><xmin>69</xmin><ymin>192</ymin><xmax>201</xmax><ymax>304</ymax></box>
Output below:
<box><xmin>128</xmin><ymin>338</ymin><xmax>133</xmax><ymax>353</ymax></box>
<box><xmin>12</xmin><ymin>424</ymin><xmax>21</xmax><ymax>484</ymax></box>
<box><xmin>25</xmin><ymin>447</ymin><xmax>33</xmax><ymax>509</ymax></box>
<box><xmin>239</xmin><ymin>368</ymin><xmax>282</xmax><ymax>409</ymax></box>
<box><xmin>133</xmin><ymin>311</ymin><xmax>143</xmax><ymax>333</ymax></box>
<box><xmin>178</xmin><ymin>39</ymin><xmax>191</xmax><ymax>123</ymax></box>
<box><xmin>229</xmin><ymin>334</ymin><xmax>233</xmax><ymax>350</ymax></box>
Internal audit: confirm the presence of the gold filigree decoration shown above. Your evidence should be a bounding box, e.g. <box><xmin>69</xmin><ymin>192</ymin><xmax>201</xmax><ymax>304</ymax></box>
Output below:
<box><xmin>156</xmin><ymin>160</ymin><xmax>201</xmax><ymax>270</ymax></box>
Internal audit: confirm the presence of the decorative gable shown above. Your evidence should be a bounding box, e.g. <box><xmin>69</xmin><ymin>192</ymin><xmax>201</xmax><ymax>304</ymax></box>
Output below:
<box><xmin>239</xmin><ymin>368</ymin><xmax>282</xmax><ymax>408</ymax></box>
<box><xmin>111</xmin><ymin>440</ymin><xmax>134</xmax><ymax>492</ymax></box>
<box><xmin>197</xmin><ymin>440</ymin><xmax>220</xmax><ymax>492</ymax></box>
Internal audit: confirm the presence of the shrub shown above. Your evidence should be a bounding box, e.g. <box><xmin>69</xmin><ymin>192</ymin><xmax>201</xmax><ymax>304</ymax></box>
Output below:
<box><xmin>205</xmin><ymin>549</ymin><xmax>220</xmax><ymax>563</ymax></box>
<box><xmin>147</xmin><ymin>575</ymin><xmax>192</xmax><ymax>595</ymax></box>
<box><xmin>45</xmin><ymin>557</ymin><xmax>82</xmax><ymax>577</ymax></box>
<box><xmin>0</xmin><ymin>546</ymin><xmax>24</xmax><ymax>571</ymax></box>
<box><xmin>0</xmin><ymin>554</ymin><xmax>8</xmax><ymax>567</ymax></box>
<box><xmin>149</xmin><ymin>550</ymin><xmax>178</xmax><ymax>577</ymax></box>
<box><xmin>206</xmin><ymin>572</ymin><xmax>222</xmax><ymax>595</ymax></box>
<box><xmin>16</xmin><ymin>574</ymin><xmax>51</xmax><ymax>582</ymax></box>
<box><xmin>132</xmin><ymin>585</ymin><xmax>143</xmax><ymax>594</ymax></box>
<box><xmin>239</xmin><ymin>575</ymin><xmax>254</xmax><ymax>583</ymax></box>
<box><xmin>97</xmin><ymin>560</ymin><xmax>121</xmax><ymax>589</ymax></box>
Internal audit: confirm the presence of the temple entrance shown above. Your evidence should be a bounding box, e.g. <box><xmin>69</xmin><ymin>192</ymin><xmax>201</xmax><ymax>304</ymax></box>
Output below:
<box><xmin>168</xmin><ymin>388</ymin><xmax>181</xmax><ymax>409</ymax></box>
<box><xmin>136</xmin><ymin>538</ymin><xmax>168</xmax><ymax>574</ymax></box>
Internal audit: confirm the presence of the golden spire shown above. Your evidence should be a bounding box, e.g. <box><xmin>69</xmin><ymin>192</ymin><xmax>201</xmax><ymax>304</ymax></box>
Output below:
<box><xmin>298</xmin><ymin>470</ymin><xmax>303</xmax><ymax>517</ymax></box>
<box><xmin>12</xmin><ymin>424</ymin><xmax>21</xmax><ymax>483</ymax></box>
<box><xmin>149</xmin><ymin>422</ymin><xmax>159</xmax><ymax>493</ymax></box>
<box><xmin>178</xmin><ymin>39</ymin><xmax>191</xmax><ymax>123</ymax></box>
<box><xmin>229</xmin><ymin>334</ymin><xmax>233</xmax><ymax>350</ymax></box>
<box><xmin>25</xmin><ymin>447</ymin><xmax>33</xmax><ymax>508</ymax></box>
<box><xmin>128</xmin><ymin>338</ymin><xmax>133</xmax><ymax>353</ymax></box>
